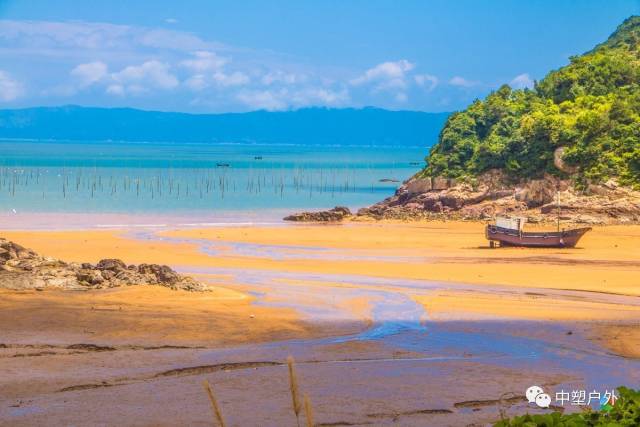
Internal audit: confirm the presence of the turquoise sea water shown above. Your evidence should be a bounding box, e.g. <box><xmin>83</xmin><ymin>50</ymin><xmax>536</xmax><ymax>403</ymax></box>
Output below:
<box><xmin>0</xmin><ymin>140</ymin><xmax>427</xmax><ymax>216</ymax></box>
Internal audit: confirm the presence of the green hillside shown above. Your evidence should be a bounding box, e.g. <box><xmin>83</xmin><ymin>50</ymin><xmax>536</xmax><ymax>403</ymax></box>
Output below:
<box><xmin>423</xmin><ymin>16</ymin><xmax>640</xmax><ymax>188</ymax></box>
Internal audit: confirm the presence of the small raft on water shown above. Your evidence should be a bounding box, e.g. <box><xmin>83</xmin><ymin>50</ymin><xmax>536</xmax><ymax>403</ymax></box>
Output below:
<box><xmin>486</xmin><ymin>217</ymin><xmax>591</xmax><ymax>248</ymax></box>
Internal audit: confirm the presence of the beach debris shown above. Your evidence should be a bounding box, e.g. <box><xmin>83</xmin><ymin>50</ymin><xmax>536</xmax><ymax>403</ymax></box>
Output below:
<box><xmin>284</xmin><ymin>206</ymin><xmax>352</xmax><ymax>222</ymax></box>
<box><xmin>0</xmin><ymin>237</ymin><xmax>206</xmax><ymax>291</ymax></box>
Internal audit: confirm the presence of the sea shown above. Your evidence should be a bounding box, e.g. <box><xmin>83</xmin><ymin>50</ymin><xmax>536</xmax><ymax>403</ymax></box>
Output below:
<box><xmin>0</xmin><ymin>139</ymin><xmax>427</xmax><ymax>227</ymax></box>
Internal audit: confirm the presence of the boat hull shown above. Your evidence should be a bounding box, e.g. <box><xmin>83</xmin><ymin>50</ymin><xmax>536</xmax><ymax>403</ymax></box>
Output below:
<box><xmin>485</xmin><ymin>225</ymin><xmax>591</xmax><ymax>248</ymax></box>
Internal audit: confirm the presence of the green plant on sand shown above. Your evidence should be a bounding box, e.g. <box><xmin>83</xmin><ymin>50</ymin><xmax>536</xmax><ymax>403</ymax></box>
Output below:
<box><xmin>494</xmin><ymin>387</ymin><xmax>640</xmax><ymax>426</ymax></box>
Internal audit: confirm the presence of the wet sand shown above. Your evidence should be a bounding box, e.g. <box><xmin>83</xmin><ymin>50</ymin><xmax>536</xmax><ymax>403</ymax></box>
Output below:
<box><xmin>1</xmin><ymin>220</ymin><xmax>640</xmax><ymax>426</ymax></box>
<box><xmin>0</xmin><ymin>285</ymin><xmax>346</xmax><ymax>348</ymax></box>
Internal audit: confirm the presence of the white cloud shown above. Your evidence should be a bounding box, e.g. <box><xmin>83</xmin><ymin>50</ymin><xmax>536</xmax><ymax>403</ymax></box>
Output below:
<box><xmin>110</xmin><ymin>60</ymin><xmax>179</xmax><ymax>95</ymax></box>
<box><xmin>510</xmin><ymin>73</ymin><xmax>534</xmax><ymax>89</ymax></box>
<box><xmin>181</xmin><ymin>51</ymin><xmax>248</xmax><ymax>90</ymax></box>
<box><xmin>184</xmin><ymin>74</ymin><xmax>208</xmax><ymax>91</ymax></box>
<box><xmin>449</xmin><ymin>76</ymin><xmax>477</xmax><ymax>88</ymax></box>
<box><xmin>291</xmin><ymin>88</ymin><xmax>349</xmax><ymax>106</ymax></box>
<box><xmin>212</xmin><ymin>71</ymin><xmax>250</xmax><ymax>87</ymax></box>
<box><xmin>350</xmin><ymin>59</ymin><xmax>415</xmax><ymax>89</ymax></box>
<box><xmin>0</xmin><ymin>70</ymin><xmax>23</xmax><ymax>101</ymax></box>
<box><xmin>0</xmin><ymin>19</ymin><xmax>456</xmax><ymax>110</ymax></box>
<box><xmin>349</xmin><ymin>60</ymin><xmax>428</xmax><ymax>103</ymax></box>
<box><xmin>414</xmin><ymin>74</ymin><xmax>438</xmax><ymax>91</ymax></box>
<box><xmin>394</xmin><ymin>92</ymin><xmax>408</xmax><ymax>103</ymax></box>
<box><xmin>165</xmin><ymin>18</ymin><xmax>178</xmax><ymax>24</ymax></box>
<box><xmin>237</xmin><ymin>87</ymin><xmax>349</xmax><ymax>111</ymax></box>
<box><xmin>180</xmin><ymin>51</ymin><xmax>228</xmax><ymax>72</ymax></box>
<box><xmin>0</xmin><ymin>20</ymin><xmax>215</xmax><ymax>56</ymax></box>
<box><xmin>261</xmin><ymin>70</ymin><xmax>306</xmax><ymax>86</ymax></box>
<box><xmin>106</xmin><ymin>84</ymin><xmax>125</xmax><ymax>96</ymax></box>
<box><xmin>237</xmin><ymin>89</ymin><xmax>288</xmax><ymax>111</ymax></box>
<box><xmin>71</xmin><ymin>61</ymin><xmax>108</xmax><ymax>87</ymax></box>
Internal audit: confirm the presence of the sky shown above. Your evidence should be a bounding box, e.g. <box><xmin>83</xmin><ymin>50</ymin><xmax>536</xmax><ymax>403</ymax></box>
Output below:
<box><xmin>0</xmin><ymin>0</ymin><xmax>638</xmax><ymax>113</ymax></box>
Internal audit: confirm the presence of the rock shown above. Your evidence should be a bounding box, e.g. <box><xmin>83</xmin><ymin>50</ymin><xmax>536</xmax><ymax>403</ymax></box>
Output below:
<box><xmin>0</xmin><ymin>237</ymin><xmax>206</xmax><ymax>292</ymax></box>
<box><xmin>406</xmin><ymin>178</ymin><xmax>432</xmax><ymax>194</ymax></box>
<box><xmin>515</xmin><ymin>176</ymin><xmax>562</xmax><ymax>208</ymax></box>
<box><xmin>96</xmin><ymin>259</ymin><xmax>128</xmax><ymax>271</ymax></box>
<box><xmin>431</xmin><ymin>176</ymin><xmax>451</xmax><ymax>191</ymax></box>
<box><xmin>553</xmin><ymin>147</ymin><xmax>578</xmax><ymax>174</ymax></box>
<box><xmin>138</xmin><ymin>264</ymin><xmax>181</xmax><ymax>285</ymax></box>
<box><xmin>76</xmin><ymin>269</ymin><xmax>105</xmax><ymax>286</ymax></box>
<box><xmin>355</xmin><ymin>170</ymin><xmax>640</xmax><ymax>225</ymax></box>
<box><xmin>284</xmin><ymin>206</ymin><xmax>352</xmax><ymax>222</ymax></box>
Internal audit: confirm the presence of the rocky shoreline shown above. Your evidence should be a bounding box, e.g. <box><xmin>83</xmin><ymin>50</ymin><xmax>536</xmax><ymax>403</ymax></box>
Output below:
<box><xmin>284</xmin><ymin>206</ymin><xmax>352</xmax><ymax>222</ymax></box>
<box><xmin>285</xmin><ymin>171</ymin><xmax>640</xmax><ymax>225</ymax></box>
<box><xmin>0</xmin><ymin>238</ymin><xmax>206</xmax><ymax>291</ymax></box>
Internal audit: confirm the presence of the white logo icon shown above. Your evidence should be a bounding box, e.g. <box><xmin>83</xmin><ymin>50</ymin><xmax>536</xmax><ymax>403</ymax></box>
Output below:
<box><xmin>526</xmin><ymin>385</ymin><xmax>544</xmax><ymax>403</ymax></box>
<box><xmin>535</xmin><ymin>393</ymin><xmax>551</xmax><ymax>408</ymax></box>
<box><xmin>526</xmin><ymin>385</ymin><xmax>551</xmax><ymax>408</ymax></box>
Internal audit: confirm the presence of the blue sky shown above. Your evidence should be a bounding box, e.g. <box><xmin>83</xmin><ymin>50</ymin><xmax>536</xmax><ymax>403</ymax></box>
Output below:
<box><xmin>0</xmin><ymin>0</ymin><xmax>638</xmax><ymax>113</ymax></box>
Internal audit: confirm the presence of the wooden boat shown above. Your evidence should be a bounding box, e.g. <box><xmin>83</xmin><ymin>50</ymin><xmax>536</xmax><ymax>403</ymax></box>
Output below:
<box><xmin>486</xmin><ymin>190</ymin><xmax>592</xmax><ymax>248</ymax></box>
<box><xmin>485</xmin><ymin>221</ymin><xmax>591</xmax><ymax>248</ymax></box>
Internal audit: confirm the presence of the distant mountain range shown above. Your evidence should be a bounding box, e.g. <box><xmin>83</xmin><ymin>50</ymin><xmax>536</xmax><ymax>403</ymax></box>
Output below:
<box><xmin>0</xmin><ymin>106</ymin><xmax>450</xmax><ymax>146</ymax></box>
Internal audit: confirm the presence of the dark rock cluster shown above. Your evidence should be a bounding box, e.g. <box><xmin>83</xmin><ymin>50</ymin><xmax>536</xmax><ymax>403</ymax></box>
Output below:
<box><xmin>283</xmin><ymin>206</ymin><xmax>352</xmax><ymax>222</ymax></box>
<box><xmin>0</xmin><ymin>239</ymin><xmax>205</xmax><ymax>291</ymax></box>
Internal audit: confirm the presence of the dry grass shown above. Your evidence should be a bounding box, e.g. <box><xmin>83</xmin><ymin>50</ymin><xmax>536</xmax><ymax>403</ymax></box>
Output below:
<box><xmin>202</xmin><ymin>380</ymin><xmax>227</xmax><ymax>427</ymax></box>
<box><xmin>200</xmin><ymin>356</ymin><xmax>316</xmax><ymax>426</ymax></box>
<box><xmin>304</xmin><ymin>393</ymin><xmax>315</xmax><ymax>427</ymax></box>
<box><xmin>287</xmin><ymin>355</ymin><xmax>302</xmax><ymax>427</ymax></box>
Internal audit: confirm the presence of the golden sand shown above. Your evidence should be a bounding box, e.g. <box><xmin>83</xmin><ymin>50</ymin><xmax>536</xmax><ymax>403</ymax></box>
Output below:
<box><xmin>4</xmin><ymin>222</ymin><xmax>639</xmax><ymax>295</ymax></box>
<box><xmin>2</xmin><ymin>221</ymin><xmax>639</xmax><ymax>356</ymax></box>
<box><xmin>0</xmin><ymin>285</ymin><xmax>316</xmax><ymax>347</ymax></box>
<box><xmin>590</xmin><ymin>323</ymin><xmax>640</xmax><ymax>358</ymax></box>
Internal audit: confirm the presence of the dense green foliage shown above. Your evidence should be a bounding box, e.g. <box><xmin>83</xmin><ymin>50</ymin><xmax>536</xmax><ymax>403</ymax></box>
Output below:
<box><xmin>494</xmin><ymin>387</ymin><xmax>640</xmax><ymax>427</ymax></box>
<box><xmin>424</xmin><ymin>17</ymin><xmax>640</xmax><ymax>187</ymax></box>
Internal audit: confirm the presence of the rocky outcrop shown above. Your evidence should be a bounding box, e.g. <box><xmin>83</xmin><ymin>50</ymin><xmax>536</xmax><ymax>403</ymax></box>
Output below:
<box><xmin>284</xmin><ymin>206</ymin><xmax>352</xmax><ymax>222</ymax></box>
<box><xmin>553</xmin><ymin>147</ymin><xmax>578</xmax><ymax>174</ymax></box>
<box><xmin>357</xmin><ymin>172</ymin><xmax>640</xmax><ymax>224</ymax></box>
<box><xmin>0</xmin><ymin>239</ymin><xmax>206</xmax><ymax>291</ymax></box>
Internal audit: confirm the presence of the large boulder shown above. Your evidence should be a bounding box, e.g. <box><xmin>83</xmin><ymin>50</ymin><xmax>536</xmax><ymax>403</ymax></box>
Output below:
<box><xmin>514</xmin><ymin>175</ymin><xmax>567</xmax><ymax>208</ymax></box>
<box><xmin>553</xmin><ymin>147</ymin><xmax>578</xmax><ymax>174</ymax></box>
<box><xmin>405</xmin><ymin>178</ymin><xmax>432</xmax><ymax>194</ymax></box>
<box><xmin>284</xmin><ymin>206</ymin><xmax>352</xmax><ymax>222</ymax></box>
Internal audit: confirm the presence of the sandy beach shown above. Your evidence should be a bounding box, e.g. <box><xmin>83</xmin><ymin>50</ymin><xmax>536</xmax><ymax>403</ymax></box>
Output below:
<box><xmin>1</xmin><ymin>220</ymin><xmax>639</xmax><ymax>426</ymax></box>
<box><xmin>3</xmin><ymin>220</ymin><xmax>639</xmax><ymax>293</ymax></box>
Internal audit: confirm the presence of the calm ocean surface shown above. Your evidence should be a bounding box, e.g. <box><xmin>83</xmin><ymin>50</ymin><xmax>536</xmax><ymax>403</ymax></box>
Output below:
<box><xmin>0</xmin><ymin>140</ymin><xmax>427</xmax><ymax>219</ymax></box>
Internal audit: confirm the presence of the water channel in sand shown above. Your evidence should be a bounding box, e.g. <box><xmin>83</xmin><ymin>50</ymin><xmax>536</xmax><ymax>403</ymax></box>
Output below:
<box><xmin>144</xmin><ymin>229</ymin><xmax>640</xmax><ymax>396</ymax></box>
